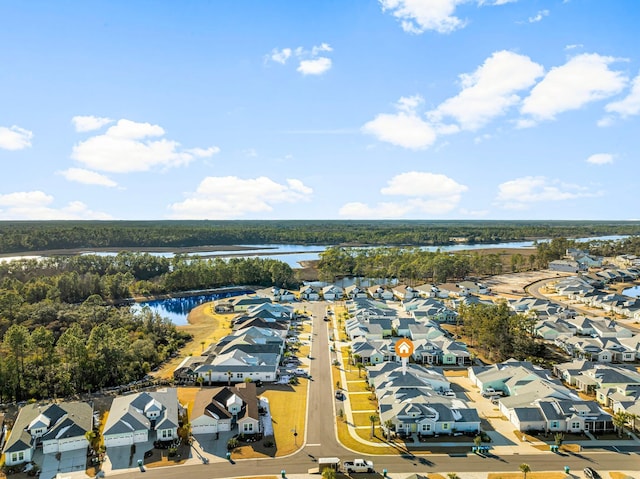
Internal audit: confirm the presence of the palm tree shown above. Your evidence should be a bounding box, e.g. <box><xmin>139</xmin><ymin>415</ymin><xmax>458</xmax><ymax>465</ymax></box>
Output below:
<box><xmin>369</xmin><ymin>414</ymin><xmax>378</xmax><ymax>438</ymax></box>
<box><xmin>519</xmin><ymin>463</ymin><xmax>531</xmax><ymax>479</ymax></box>
<box><xmin>352</xmin><ymin>352</ymin><xmax>361</xmax><ymax>366</ymax></box>
<box><xmin>628</xmin><ymin>413</ymin><xmax>638</xmax><ymax>433</ymax></box>
<box><xmin>447</xmin><ymin>474</ymin><xmax>460</xmax><ymax>479</ymax></box>
<box><xmin>356</xmin><ymin>363</ymin><xmax>365</xmax><ymax>378</ymax></box>
<box><xmin>473</xmin><ymin>435</ymin><xmax>482</xmax><ymax>448</ymax></box>
<box><xmin>554</xmin><ymin>432</ymin><xmax>564</xmax><ymax>447</ymax></box>
<box><xmin>613</xmin><ymin>411</ymin><xmax>630</xmax><ymax>438</ymax></box>
<box><xmin>200</xmin><ymin>341</ymin><xmax>206</xmax><ymax>352</ymax></box>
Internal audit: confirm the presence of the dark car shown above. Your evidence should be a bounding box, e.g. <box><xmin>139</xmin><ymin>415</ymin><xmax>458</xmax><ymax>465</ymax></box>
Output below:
<box><xmin>335</xmin><ymin>391</ymin><xmax>344</xmax><ymax>400</ymax></box>
<box><xmin>584</xmin><ymin>467</ymin><xmax>601</xmax><ymax>479</ymax></box>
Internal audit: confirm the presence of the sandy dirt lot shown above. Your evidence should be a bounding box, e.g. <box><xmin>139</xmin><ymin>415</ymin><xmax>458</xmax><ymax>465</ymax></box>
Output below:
<box><xmin>482</xmin><ymin>270</ymin><xmax>573</xmax><ymax>296</ymax></box>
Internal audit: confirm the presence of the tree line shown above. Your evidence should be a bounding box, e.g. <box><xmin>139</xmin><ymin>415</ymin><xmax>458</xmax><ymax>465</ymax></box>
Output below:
<box><xmin>0</xmin><ymin>253</ymin><xmax>297</xmax><ymax>402</ymax></box>
<box><xmin>1</xmin><ymin>220</ymin><xmax>639</xmax><ymax>253</ymax></box>
<box><xmin>317</xmin><ymin>246</ymin><xmax>508</xmax><ymax>283</ymax></box>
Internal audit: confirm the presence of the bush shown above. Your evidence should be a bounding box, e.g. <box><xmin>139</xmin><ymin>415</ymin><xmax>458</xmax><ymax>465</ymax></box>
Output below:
<box><xmin>263</xmin><ymin>439</ymin><xmax>275</xmax><ymax>448</ymax></box>
<box><xmin>227</xmin><ymin>437</ymin><xmax>239</xmax><ymax>450</ymax></box>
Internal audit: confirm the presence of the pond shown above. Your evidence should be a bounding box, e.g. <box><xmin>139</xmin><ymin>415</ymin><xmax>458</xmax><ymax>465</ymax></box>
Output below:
<box><xmin>622</xmin><ymin>285</ymin><xmax>640</xmax><ymax>298</ymax></box>
<box><xmin>131</xmin><ymin>288</ymin><xmax>254</xmax><ymax>325</ymax></box>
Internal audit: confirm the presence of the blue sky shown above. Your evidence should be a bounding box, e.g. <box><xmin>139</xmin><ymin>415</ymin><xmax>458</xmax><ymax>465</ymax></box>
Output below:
<box><xmin>1</xmin><ymin>0</ymin><xmax>639</xmax><ymax>221</ymax></box>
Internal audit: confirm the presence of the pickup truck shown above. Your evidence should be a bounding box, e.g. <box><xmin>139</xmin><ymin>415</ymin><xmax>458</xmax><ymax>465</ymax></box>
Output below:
<box><xmin>344</xmin><ymin>458</ymin><xmax>374</xmax><ymax>473</ymax></box>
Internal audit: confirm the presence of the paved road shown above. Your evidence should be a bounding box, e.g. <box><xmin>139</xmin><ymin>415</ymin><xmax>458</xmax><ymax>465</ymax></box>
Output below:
<box><xmin>527</xmin><ymin>276</ymin><xmax>640</xmax><ymax>333</ymax></box>
<box><xmin>138</xmin><ymin>300</ymin><xmax>640</xmax><ymax>479</ymax></box>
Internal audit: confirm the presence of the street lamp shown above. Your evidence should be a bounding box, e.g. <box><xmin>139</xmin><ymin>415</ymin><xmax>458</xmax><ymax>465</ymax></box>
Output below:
<box><xmin>292</xmin><ymin>427</ymin><xmax>298</xmax><ymax>447</ymax></box>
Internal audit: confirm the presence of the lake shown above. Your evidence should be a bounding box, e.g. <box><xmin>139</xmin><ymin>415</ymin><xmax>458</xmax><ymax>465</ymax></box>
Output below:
<box><xmin>132</xmin><ymin>288</ymin><xmax>253</xmax><ymax>325</ymax></box>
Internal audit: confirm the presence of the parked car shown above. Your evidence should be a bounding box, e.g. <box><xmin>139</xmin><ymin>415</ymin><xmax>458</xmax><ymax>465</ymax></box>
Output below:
<box><xmin>335</xmin><ymin>391</ymin><xmax>344</xmax><ymax>400</ymax></box>
<box><xmin>482</xmin><ymin>387</ymin><xmax>496</xmax><ymax>397</ymax></box>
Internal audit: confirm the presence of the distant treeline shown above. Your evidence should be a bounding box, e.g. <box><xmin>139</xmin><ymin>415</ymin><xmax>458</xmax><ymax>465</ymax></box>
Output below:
<box><xmin>1</xmin><ymin>220</ymin><xmax>640</xmax><ymax>253</ymax></box>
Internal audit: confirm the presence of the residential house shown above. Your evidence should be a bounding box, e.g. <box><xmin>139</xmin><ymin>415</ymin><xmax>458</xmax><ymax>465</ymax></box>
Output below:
<box><xmin>195</xmin><ymin>350</ymin><xmax>280</xmax><ymax>384</ymax></box>
<box><xmin>322</xmin><ymin>285</ymin><xmax>344</xmax><ymax>301</ymax></box>
<box><xmin>271</xmin><ymin>288</ymin><xmax>295</xmax><ymax>303</ymax></box>
<box><xmin>2</xmin><ymin>402</ymin><xmax>93</xmax><ymax>466</ymax></box>
<box><xmin>413</xmin><ymin>283</ymin><xmax>436</xmax><ymax>298</ymax></box>
<box><xmin>103</xmin><ymin>388</ymin><xmax>180</xmax><ymax>447</ymax></box>
<box><xmin>367</xmin><ymin>285</ymin><xmax>394</xmax><ymax>301</ymax></box>
<box><xmin>299</xmin><ymin>285</ymin><xmax>320</xmax><ymax>301</ymax></box>
<box><xmin>392</xmin><ymin>285</ymin><xmax>416</xmax><ymax>301</ymax></box>
<box><xmin>230</xmin><ymin>296</ymin><xmax>271</xmax><ymax>312</ymax></box>
<box><xmin>345</xmin><ymin>285</ymin><xmax>368</xmax><ymax>299</ymax></box>
<box><xmin>190</xmin><ymin>382</ymin><xmax>262</xmax><ymax>436</ymax></box>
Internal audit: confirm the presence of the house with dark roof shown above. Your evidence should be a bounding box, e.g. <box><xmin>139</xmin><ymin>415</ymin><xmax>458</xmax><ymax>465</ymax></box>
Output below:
<box><xmin>2</xmin><ymin>401</ymin><xmax>92</xmax><ymax>466</ymax></box>
<box><xmin>190</xmin><ymin>383</ymin><xmax>262</xmax><ymax>435</ymax></box>
<box><xmin>103</xmin><ymin>388</ymin><xmax>180</xmax><ymax>448</ymax></box>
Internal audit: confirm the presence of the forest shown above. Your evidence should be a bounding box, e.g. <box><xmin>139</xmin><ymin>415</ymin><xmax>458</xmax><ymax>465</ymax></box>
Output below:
<box><xmin>1</xmin><ymin>220</ymin><xmax>640</xmax><ymax>253</ymax></box>
<box><xmin>0</xmin><ymin>253</ymin><xmax>297</xmax><ymax>402</ymax></box>
<box><xmin>316</xmin><ymin>237</ymin><xmax>581</xmax><ymax>283</ymax></box>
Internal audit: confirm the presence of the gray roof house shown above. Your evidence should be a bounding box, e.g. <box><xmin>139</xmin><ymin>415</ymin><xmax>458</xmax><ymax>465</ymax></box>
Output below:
<box><xmin>2</xmin><ymin>402</ymin><xmax>93</xmax><ymax>466</ymax></box>
<box><xmin>103</xmin><ymin>388</ymin><xmax>181</xmax><ymax>448</ymax></box>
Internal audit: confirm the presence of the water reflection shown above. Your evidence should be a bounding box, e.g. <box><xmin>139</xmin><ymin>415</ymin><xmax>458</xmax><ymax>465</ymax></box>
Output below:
<box><xmin>132</xmin><ymin>289</ymin><xmax>253</xmax><ymax>325</ymax></box>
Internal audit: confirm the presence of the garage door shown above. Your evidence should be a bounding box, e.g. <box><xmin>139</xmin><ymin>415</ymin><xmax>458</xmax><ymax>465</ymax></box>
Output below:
<box><xmin>218</xmin><ymin>422</ymin><xmax>231</xmax><ymax>432</ymax></box>
<box><xmin>133</xmin><ymin>431</ymin><xmax>148</xmax><ymax>442</ymax></box>
<box><xmin>60</xmin><ymin>438</ymin><xmax>88</xmax><ymax>452</ymax></box>
<box><xmin>105</xmin><ymin>435</ymin><xmax>133</xmax><ymax>447</ymax></box>
<box><xmin>191</xmin><ymin>424</ymin><xmax>216</xmax><ymax>434</ymax></box>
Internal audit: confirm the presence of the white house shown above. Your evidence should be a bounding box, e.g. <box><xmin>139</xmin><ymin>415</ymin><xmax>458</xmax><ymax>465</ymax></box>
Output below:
<box><xmin>2</xmin><ymin>402</ymin><xmax>92</xmax><ymax>466</ymax></box>
<box><xmin>103</xmin><ymin>388</ymin><xmax>180</xmax><ymax>447</ymax></box>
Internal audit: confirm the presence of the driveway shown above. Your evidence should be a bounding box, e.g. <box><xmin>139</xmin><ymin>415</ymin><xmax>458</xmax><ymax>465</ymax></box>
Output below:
<box><xmin>448</xmin><ymin>374</ymin><xmax>539</xmax><ymax>451</ymax></box>
<box><xmin>192</xmin><ymin>430</ymin><xmax>235</xmax><ymax>463</ymax></box>
<box><xmin>39</xmin><ymin>448</ymin><xmax>87</xmax><ymax>479</ymax></box>
<box><xmin>102</xmin><ymin>436</ymin><xmax>156</xmax><ymax>474</ymax></box>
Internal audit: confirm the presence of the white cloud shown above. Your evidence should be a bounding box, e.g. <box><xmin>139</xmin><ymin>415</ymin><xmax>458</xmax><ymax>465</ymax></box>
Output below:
<box><xmin>362</xmin><ymin>96</ymin><xmax>437</xmax><ymax>149</ymax></box>
<box><xmin>528</xmin><ymin>9</ymin><xmax>549</xmax><ymax>23</ymax></box>
<box><xmin>604</xmin><ymin>72</ymin><xmax>640</xmax><ymax>118</ymax></box>
<box><xmin>0</xmin><ymin>125</ymin><xmax>33</xmax><ymax>150</ymax></box>
<box><xmin>0</xmin><ymin>190</ymin><xmax>112</xmax><ymax>220</ymax></box>
<box><xmin>339</xmin><ymin>171</ymin><xmax>467</xmax><ymax>218</ymax></box>
<box><xmin>270</xmin><ymin>48</ymin><xmax>292</xmax><ymax>64</ymax></box>
<box><xmin>379</xmin><ymin>0</ymin><xmax>467</xmax><ymax>34</ymax></box>
<box><xmin>71</xmin><ymin>118</ymin><xmax>219</xmax><ymax>173</ymax></box>
<box><xmin>58</xmin><ymin>168</ymin><xmax>118</xmax><ymax>187</ymax></box>
<box><xmin>565</xmin><ymin>44</ymin><xmax>583</xmax><ymax>50</ymax></box>
<box><xmin>185</xmin><ymin>147</ymin><xmax>221</xmax><ymax>158</ymax></box>
<box><xmin>381</xmin><ymin>171</ymin><xmax>468</xmax><ymax>197</ymax></box>
<box><xmin>72</xmin><ymin>115</ymin><xmax>113</xmax><ymax>132</ymax></box>
<box><xmin>586</xmin><ymin>153</ymin><xmax>614</xmax><ymax>165</ymax></box>
<box><xmin>429</xmin><ymin>50</ymin><xmax>544</xmax><ymax>130</ymax></box>
<box><xmin>268</xmin><ymin>43</ymin><xmax>333</xmax><ymax>75</ymax></box>
<box><xmin>311</xmin><ymin>43</ymin><xmax>333</xmax><ymax>55</ymax></box>
<box><xmin>495</xmin><ymin>176</ymin><xmax>600</xmax><ymax>209</ymax></box>
<box><xmin>168</xmin><ymin>176</ymin><xmax>313</xmax><ymax>219</ymax></box>
<box><xmin>521</xmin><ymin>53</ymin><xmax>628</xmax><ymax>122</ymax></box>
<box><xmin>479</xmin><ymin>0</ymin><xmax>517</xmax><ymax>5</ymax></box>
<box><xmin>297</xmin><ymin>57</ymin><xmax>332</xmax><ymax>76</ymax></box>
